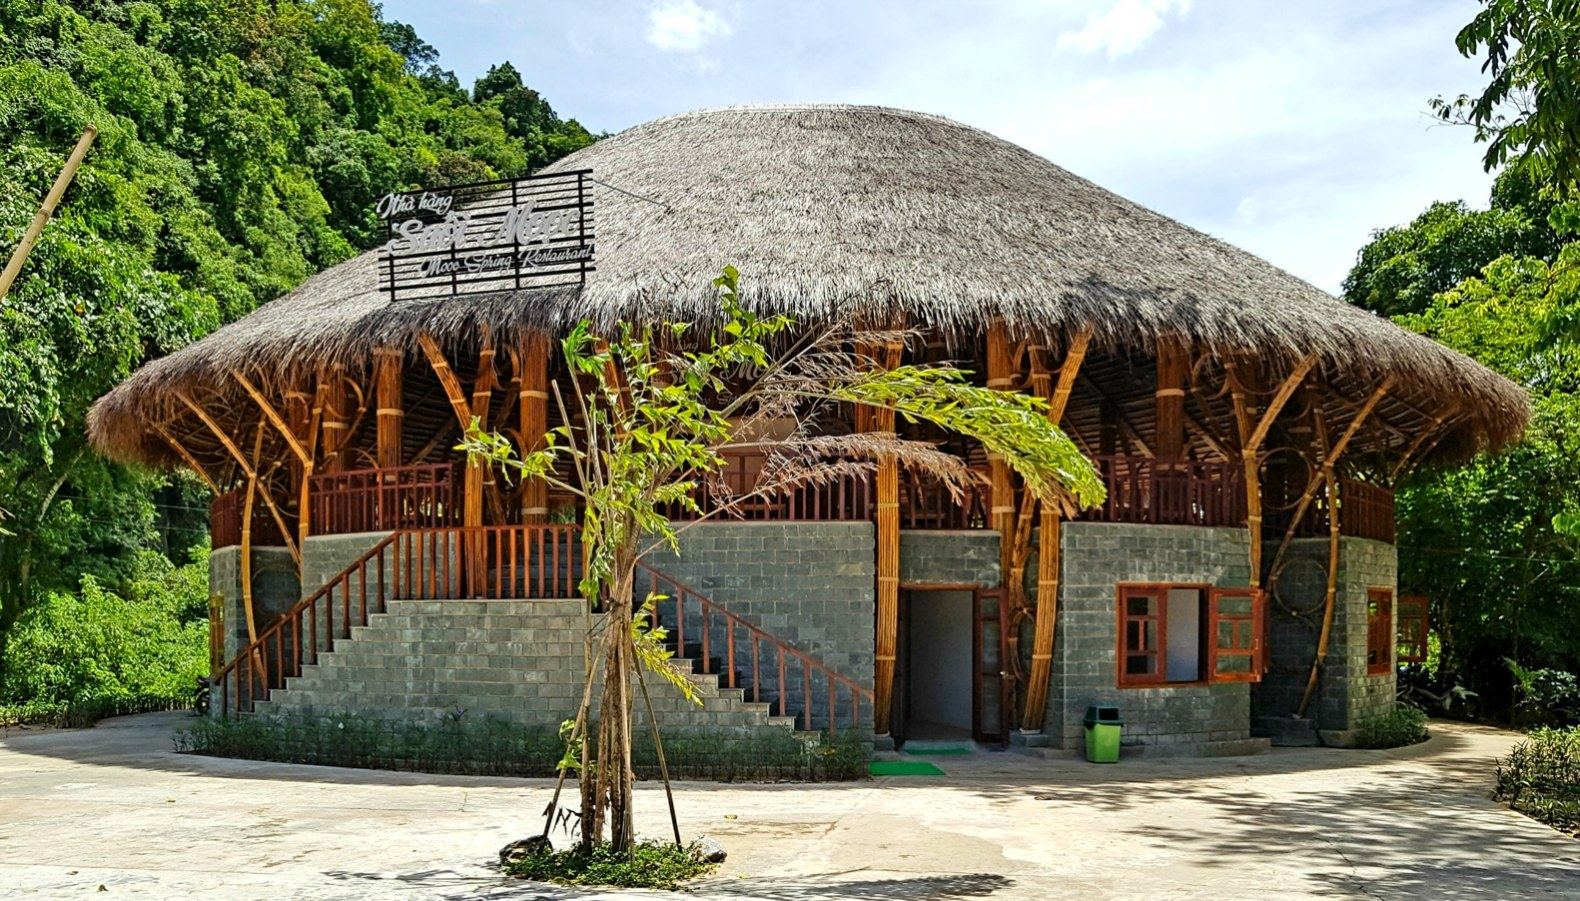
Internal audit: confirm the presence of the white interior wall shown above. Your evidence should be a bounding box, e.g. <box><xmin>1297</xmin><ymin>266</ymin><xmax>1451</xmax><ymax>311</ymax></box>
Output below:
<box><xmin>908</xmin><ymin>590</ymin><xmax>974</xmax><ymax>732</ymax></box>
<box><xmin>1166</xmin><ymin>587</ymin><xmax>1203</xmax><ymax>682</ymax></box>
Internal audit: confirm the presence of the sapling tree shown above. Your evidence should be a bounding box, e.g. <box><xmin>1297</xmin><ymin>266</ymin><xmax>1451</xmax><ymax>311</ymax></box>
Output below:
<box><xmin>463</xmin><ymin>266</ymin><xmax>1103</xmax><ymax>852</ymax></box>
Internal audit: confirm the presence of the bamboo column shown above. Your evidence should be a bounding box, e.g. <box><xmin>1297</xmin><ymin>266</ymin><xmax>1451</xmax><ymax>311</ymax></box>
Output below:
<box><xmin>374</xmin><ymin>349</ymin><xmax>404</xmax><ymax>471</ymax></box>
<box><xmin>1154</xmin><ymin>338</ymin><xmax>1188</xmax><ymax>461</ymax></box>
<box><xmin>320</xmin><ymin>367</ymin><xmax>349</xmax><ymax>474</ymax></box>
<box><xmin>986</xmin><ymin>319</ymin><xmax>1016</xmax><ymax>593</ymax></box>
<box><xmin>1021</xmin><ymin>330</ymin><xmax>1091</xmax><ymax>732</ymax></box>
<box><xmin>518</xmin><ymin>332</ymin><xmax>551</xmax><ymax>522</ymax></box>
<box><xmin>870</xmin><ymin>332</ymin><xmax>904</xmax><ymax>737</ymax></box>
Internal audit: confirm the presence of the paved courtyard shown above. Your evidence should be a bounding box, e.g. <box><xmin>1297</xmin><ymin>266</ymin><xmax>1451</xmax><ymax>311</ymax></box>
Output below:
<box><xmin>0</xmin><ymin>714</ymin><xmax>1576</xmax><ymax>899</ymax></box>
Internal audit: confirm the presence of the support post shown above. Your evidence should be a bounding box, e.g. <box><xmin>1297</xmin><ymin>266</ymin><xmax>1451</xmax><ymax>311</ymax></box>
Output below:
<box><xmin>1154</xmin><ymin>338</ymin><xmax>1188</xmax><ymax>460</ymax></box>
<box><xmin>1021</xmin><ymin>330</ymin><xmax>1090</xmax><ymax>732</ymax></box>
<box><xmin>870</xmin><ymin>331</ymin><xmax>904</xmax><ymax>737</ymax></box>
<box><xmin>518</xmin><ymin>332</ymin><xmax>551</xmax><ymax>522</ymax></box>
<box><xmin>321</xmin><ymin>367</ymin><xmax>349</xmax><ymax>474</ymax></box>
<box><xmin>374</xmin><ymin>349</ymin><xmax>404</xmax><ymax>471</ymax></box>
<box><xmin>986</xmin><ymin>319</ymin><xmax>1016</xmax><ymax>594</ymax></box>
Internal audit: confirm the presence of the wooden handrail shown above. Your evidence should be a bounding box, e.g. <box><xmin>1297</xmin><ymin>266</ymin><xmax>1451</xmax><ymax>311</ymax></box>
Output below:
<box><xmin>309</xmin><ymin>463</ymin><xmax>460</xmax><ymax>535</ymax></box>
<box><xmin>635</xmin><ymin>561</ymin><xmax>872</xmax><ymax>735</ymax></box>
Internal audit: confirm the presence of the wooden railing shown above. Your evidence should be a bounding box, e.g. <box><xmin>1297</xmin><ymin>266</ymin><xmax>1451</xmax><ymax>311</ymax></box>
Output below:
<box><xmin>900</xmin><ymin>470</ymin><xmax>990</xmax><ymax>529</ymax></box>
<box><xmin>662</xmin><ymin>450</ymin><xmax>874</xmax><ymax>522</ymax></box>
<box><xmin>210</xmin><ymin>486</ymin><xmax>290</xmax><ymax>548</ymax></box>
<box><xmin>1293</xmin><ymin>478</ymin><xmax>1396</xmax><ymax>544</ymax></box>
<box><xmin>212</xmin><ymin>524</ymin><xmax>582</xmax><ymax>716</ymax></box>
<box><xmin>636</xmin><ymin>562</ymin><xmax>872</xmax><ymax>735</ymax></box>
<box><xmin>309</xmin><ymin>463</ymin><xmax>459</xmax><ymax>535</ymax></box>
<box><xmin>1080</xmin><ymin>455</ymin><xmax>1246</xmax><ymax>528</ymax></box>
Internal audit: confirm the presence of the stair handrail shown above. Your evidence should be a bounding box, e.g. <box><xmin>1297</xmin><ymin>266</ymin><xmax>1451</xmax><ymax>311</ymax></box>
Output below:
<box><xmin>212</xmin><ymin>530</ymin><xmax>401</xmax><ymax>716</ymax></box>
<box><xmin>635</xmin><ymin>561</ymin><xmax>873</xmax><ymax>733</ymax></box>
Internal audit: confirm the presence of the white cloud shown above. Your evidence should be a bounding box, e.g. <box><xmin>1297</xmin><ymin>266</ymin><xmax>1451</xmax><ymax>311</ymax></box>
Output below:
<box><xmin>1055</xmin><ymin>0</ymin><xmax>1192</xmax><ymax>58</ymax></box>
<box><xmin>645</xmin><ymin>0</ymin><xmax>733</xmax><ymax>53</ymax></box>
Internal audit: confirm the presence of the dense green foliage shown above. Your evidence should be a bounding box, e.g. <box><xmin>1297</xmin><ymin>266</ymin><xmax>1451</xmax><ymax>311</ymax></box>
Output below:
<box><xmin>1435</xmin><ymin>0</ymin><xmax>1580</xmax><ymax>188</ymax></box>
<box><xmin>505</xmin><ymin>841</ymin><xmax>718</xmax><ymax>891</ymax></box>
<box><xmin>0</xmin><ymin>0</ymin><xmax>593</xmax><ymax>683</ymax></box>
<box><xmin>1493</xmin><ymin>727</ymin><xmax>1580</xmax><ymax>837</ymax></box>
<box><xmin>1347</xmin><ymin>4</ymin><xmax>1580</xmax><ymax>716</ymax></box>
<box><xmin>0</xmin><ymin>546</ymin><xmax>207</xmax><ymax>722</ymax></box>
<box><xmin>177</xmin><ymin>713</ymin><xmax>872</xmax><ymax>782</ymax></box>
<box><xmin>1352</xmin><ymin>705</ymin><xmax>1430</xmax><ymax>750</ymax></box>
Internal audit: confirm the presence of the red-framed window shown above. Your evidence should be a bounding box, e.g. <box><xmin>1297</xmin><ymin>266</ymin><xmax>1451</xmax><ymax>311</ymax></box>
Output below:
<box><xmin>1366</xmin><ymin>588</ymin><xmax>1394</xmax><ymax>675</ymax></box>
<box><xmin>1396</xmin><ymin>595</ymin><xmax>1429</xmax><ymax>665</ymax></box>
<box><xmin>1117</xmin><ymin>584</ymin><xmax>1264</xmax><ymax>687</ymax></box>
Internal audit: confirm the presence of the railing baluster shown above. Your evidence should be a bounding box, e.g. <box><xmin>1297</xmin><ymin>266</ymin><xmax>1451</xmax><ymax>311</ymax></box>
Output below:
<box><xmin>802</xmin><ymin>665</ymin><xmax>812</xmax><ymax>731</ymax></box>
<box><xmin>777</xmin><ymin>647</ymin><xmax>787</xmax><ymax>718</ymax></box>
<box><xmin>726</xmin><ymin>623</ymin><xmax>736</xmax><ymax>688</ymax></box>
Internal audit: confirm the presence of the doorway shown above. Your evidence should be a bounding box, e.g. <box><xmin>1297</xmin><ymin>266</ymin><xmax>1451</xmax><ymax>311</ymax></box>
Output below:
<box><xmin>892</xmin><ymin>584</ymin><xmax>1008</xmax><ymax>745</ymax></box>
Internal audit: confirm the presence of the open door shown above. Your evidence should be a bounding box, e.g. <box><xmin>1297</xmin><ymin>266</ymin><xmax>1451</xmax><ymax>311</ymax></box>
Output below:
<box><xmin>1207</xmin><ymin>587</ymin><xmax>1265</xmax><ymax>682</ymax></box>
<box><xmin>972</xmin><ymin>586</ymin><xmax>1011</xmax><ymax>743</ymax></box>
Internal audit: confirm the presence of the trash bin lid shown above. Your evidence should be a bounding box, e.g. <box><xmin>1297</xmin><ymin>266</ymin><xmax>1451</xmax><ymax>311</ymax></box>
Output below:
<box><xmin>1083</xmin><ymin>704</ymin><xmax>1122</xmax><ymax>725</ymax></box>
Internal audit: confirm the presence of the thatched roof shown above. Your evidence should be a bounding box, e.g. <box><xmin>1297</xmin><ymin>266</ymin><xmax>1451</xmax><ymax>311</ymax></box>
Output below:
<box><xmin>90</xmin><ymin>103</ymin><xmax>1527</xmax><ymax>467</ymax></box>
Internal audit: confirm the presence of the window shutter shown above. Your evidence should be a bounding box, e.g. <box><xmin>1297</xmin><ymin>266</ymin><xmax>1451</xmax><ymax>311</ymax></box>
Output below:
<box><xmin>1397</xmin><ymin>595</ymin><xmax>1429</xmax><ymax>664</ymax></box>
<box><xmin>1208</xmin><ymin>587</ymin><xmax>1263</xmax><ymax>683</ymax></box>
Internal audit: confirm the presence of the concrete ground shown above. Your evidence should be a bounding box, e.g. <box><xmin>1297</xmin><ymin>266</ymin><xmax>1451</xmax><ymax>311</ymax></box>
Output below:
<box><xmin>0</xmin><ymin>715</ymin><xmax>1576</xmax><ymax>899</ymax></box>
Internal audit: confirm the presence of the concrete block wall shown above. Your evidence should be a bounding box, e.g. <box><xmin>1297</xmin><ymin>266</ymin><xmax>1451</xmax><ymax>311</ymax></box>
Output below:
<box><xmin>1253</xmin><ymin>537</ymin><xmax>1398</xmax><ymax>738</ymax></box>
<box><xmin>898</xmin><ymin>531</ymin><xmax>1001</xmax><ymax>586</ymax></box>
<box><xmin>253</xmin><ymin>598</ymin><xmax>797</xmax><ymax>739</ymax></box>
<box><xmin>646</xmin><ymin>521</ymin><xmax>876</xmax><ymax>730</ymax></box>
<box><xmin>1049</xmin><ymin>522</ymin><xmax>1254</xmax><ymax>752</ymax></box>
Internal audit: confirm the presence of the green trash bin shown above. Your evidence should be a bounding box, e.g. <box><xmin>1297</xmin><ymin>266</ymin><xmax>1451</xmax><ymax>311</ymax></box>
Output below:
<box><xmin>1083</xmin><ymin>704</ymin><xmax>1122</xmax><ymax>763</ymax></box>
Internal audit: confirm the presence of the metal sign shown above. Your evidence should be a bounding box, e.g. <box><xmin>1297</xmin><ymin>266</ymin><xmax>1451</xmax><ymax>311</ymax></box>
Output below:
<box><xmin>375</xmin><ymin>169</ymin><xmax>595</xmax><ymax>301</ymax></box>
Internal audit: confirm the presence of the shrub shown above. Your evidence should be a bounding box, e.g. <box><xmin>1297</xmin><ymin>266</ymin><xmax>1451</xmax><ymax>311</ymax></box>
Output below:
<box><xmin>1494</xmin><ymin>727</ymin><xmax>1580</xmax><ymax>836</ymax></box>
<box><xmin>1507</xmin><ymin>660</ymin><xmax>1580</xmax><ymax>727</ymax></box>
<box><xmin>1353</xmin><ymin>705</ymin><xmax>1430</xmax><ymax>749</ymax></box>
<box><xmin>506</xmin><ymin>840</ymin><xmax>716</xmax><ymax>890</ymax></box>
<box><xmin>176</xmin><ymin>712</ymin><xmax>870</xmax><ymax>782</ymax></box>
<box><xmin>0</xmin><ymin>548</ymin><xmax>208</xmax><ymax>725</ymax></box>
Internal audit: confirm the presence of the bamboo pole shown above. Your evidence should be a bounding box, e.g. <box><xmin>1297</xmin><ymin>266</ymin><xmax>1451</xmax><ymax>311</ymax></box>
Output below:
<box><xmin>239</xmin><ymin>423</ymin><xmax>266</xmax><ymax>644</ymax></box>
<box><xmin>374</xmin><ymin>349</ymin><xmax>404</xmax><ymax>470</ymax></box>
<box><xmin>1233</xmin><ymin>355</ymin><xmax>1317</xmax><ymax>588</ymax></box>
<box><xmin>871</xmin><ymin>332</ymin><xmax>904</xmax><ymax>736</ymax></box>
<box><xmin>151</xmin><ymin>424</ymin><xmax>219</xmax><ymax>492</ymax></box>
<box><xmin>1297</xmin><ymin>465</ymin><xmax>1342</xmax><ymax>716</ymax></box>
<box><xmin>320</xmin><ymin>366</ymin><xmax>349</xmax><ymax>474</ymax></box>
<box><xmin>986</xmin><ymin>319</ymin><xmax>1017</xmax><ymax>596</ymax></box>
<box><xmin>230</xmin><ymin>371</ymin><xmax>308</xmax><ymax>464</ymax></box>
<box><xmin>177</xmin><ymin>391</ymin><xmax>300</xmax><ymax>565</ymax></box>
<box><xmin>519</xmin><ymin>332</ymin><xmax>551</xmax><ymax>522</ymax></box>
<box><xmin>1021</xmin><ymin>330</ymin><xmax>1091</xmax><ymax>732</ymax></box>
<box><xmin>0</xmin><ymin>127</ymin><xmax>96</xmax><ymax>305</ymax></box>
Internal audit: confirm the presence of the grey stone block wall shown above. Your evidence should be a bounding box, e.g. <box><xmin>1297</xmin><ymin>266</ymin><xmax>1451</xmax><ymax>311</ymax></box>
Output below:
<box><xmin>898</xmin><ymin>531</ymin><xmax>1000</xmax><ymax>586</ymax></box>
<box><xmin>1048</xmin><ymin>522</ymin><xmax>1254</xmax><ymax>752</ymax></box>
<box><xmin>1253</xmin><ymin>537</ymin><xmax>1398</xmax><ymax>736</ymax></box>
<box><xmin>646</xmin><ymin>521</ymin><xmax>876</xmax><ymax>730</ymax></box>
<box><xmin>209</xmin><ymin>546</ymin><xmax>300</xmax><ymax>662</ymax></box>
<box><xmin>300</xmin><ymin>531</ymin><xmax>395</xmax><ymax>601</ymax></box>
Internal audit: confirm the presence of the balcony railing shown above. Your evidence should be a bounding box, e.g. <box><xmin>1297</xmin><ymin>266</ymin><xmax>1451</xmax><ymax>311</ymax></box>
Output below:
<box><xmin>1291</xmin><ymin>478</ymin><xmax>1396</xmax><ymax>544</ymax></box>
<box><xmin>309</xmin><ymin>463</ymin><xmax>460</xmax><ymax>535</ymax></box>
<box><xmin>661</xmin><ymin>450</ymin><xmax>875</xmax><ymax>522</ymax></box>
<box><xmin>1079</xmin><ymin>455</ymin><xmax>1247</xmax><ymax>528</ymax></box>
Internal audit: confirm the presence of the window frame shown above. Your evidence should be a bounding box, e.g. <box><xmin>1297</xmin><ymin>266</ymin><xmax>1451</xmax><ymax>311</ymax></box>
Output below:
<box><xmin>1366</xmin><ymin>588</ymin><xmax>1394</xmax><ymax>676</ymax></box>
<box><xmin>1396</xmin><ymin>594</ymin><xmax>1429</xmax><ymax>665</ymax></box>
<box><xmin>1206</xmin><ymin>587</ymin><xmax>1265</xmax><ymax>683</ymax></box>
<box><xmin>1116</xmin><ymin>582</ymin><xmax>1237</xmax><ymax>688</ymax></box>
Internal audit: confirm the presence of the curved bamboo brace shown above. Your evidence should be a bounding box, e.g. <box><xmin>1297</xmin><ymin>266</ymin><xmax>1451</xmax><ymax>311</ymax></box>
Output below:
<box><xmin>1021</xmin><ymin>329</ymin><xmax>1091</xmax><ymax>732</ymax></box>
<box><xmin>177</xmin><ymin>391</ymin><xmax>300</xmax><ymax>565</ymax></box>
<box><xmin>151</xmin><ymin>423</ymin><xmax>219</xmax><ymax>493</ymax></box>
<box><xmin>1297</xmin><ymin>466</ymin><xmax>1342</xmax><ymax>717</ymax></box>
<box><xmin>230</xmin><ymin>370</ymin><xmax>308</xmax><ymax>464</ymax></box>
<box><xmin>1267</xmin><ymin>378</ymin><xmax>1394</xmax><ymax>581</ymax></box>
<box><xmin>238</xmin><ymin>422</ymin><xmax>265</xmax><ymax>643</ymax></box>
<box><xmin>1232</xmin><ymin>354</ymin><xmax>1318</xmax><ymax>589</ymax></box>
<box><xmin>1390</xmin><ymin>404</ymin><xmax>1460</xmax><ymax>482</ymax></box>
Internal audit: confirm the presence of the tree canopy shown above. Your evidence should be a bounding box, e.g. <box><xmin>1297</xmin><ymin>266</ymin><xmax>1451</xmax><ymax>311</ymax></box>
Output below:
<box><xmin>0</xmin><ymin>0</ymin><xmax>594</xmax><ymax>671</ymax></box>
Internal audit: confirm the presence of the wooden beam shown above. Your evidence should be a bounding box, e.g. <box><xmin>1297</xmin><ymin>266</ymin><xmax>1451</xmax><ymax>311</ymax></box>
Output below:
<box><xmin>230</xmin><ymin>370</ymin><xmax>308</xmax><ymax>464</ymax></box>
<box><xmin>151</xmin><ymin>423</ymin><xmax>219</xmax><ymax>493</ymax></box>
<box><xmin>177</xmin><ymin>391</ymin><xmax>299</xmax><ymax>565</ymax></box>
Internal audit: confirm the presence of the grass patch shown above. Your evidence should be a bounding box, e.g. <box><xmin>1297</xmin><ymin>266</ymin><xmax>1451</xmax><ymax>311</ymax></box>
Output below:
<box><xmin>1353</xmin><ymin>705</ymin><xmax>1430</xmax><ymax>749</ymax></box>
<box><xmin>1494</xmin><ymin>726</ymin><xmax>1580</xmax><ymax>837</ymax></box>
<box><xmin>175</xmin><ymin>712</ymin><xmax>870</xmax><ymax>782</ymax></box>
<box><xmin>506</xmin><ymin>840</ymin><xmax>716</xmax><ymax>890</ymax></box>
<box><xmin>870</xmin><ymin>759</ymin><xmax>945</xmax><ymax>776</ymax></box>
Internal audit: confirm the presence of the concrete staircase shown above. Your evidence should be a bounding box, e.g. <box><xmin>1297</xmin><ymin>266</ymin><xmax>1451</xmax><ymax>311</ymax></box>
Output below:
<box><xmin>250</xmin><ymin>597</ymin><xmax>802</xmax><ymax>738</ymax></box>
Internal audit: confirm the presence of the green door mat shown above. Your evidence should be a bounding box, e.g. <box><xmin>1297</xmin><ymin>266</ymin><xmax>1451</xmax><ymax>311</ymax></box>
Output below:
<box><xmin>871</xmin><ymin>760</ymin><xmax>946</xmax><ymax>776</ymax></box>
<box><xmin>902</xmin><ymin>746</ymin><xmax>973</xmax><ymax>756</ymax></box>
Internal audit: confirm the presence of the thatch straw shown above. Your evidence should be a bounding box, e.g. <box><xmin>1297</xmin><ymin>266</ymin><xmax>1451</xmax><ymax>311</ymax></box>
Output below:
<box><xmin>89</xmin><ymin>103</ymin><xmax>1527</xmax><ymax>467</ymax></box>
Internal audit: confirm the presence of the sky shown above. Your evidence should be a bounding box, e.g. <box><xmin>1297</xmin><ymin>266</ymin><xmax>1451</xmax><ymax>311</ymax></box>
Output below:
<box><xmin>382</xmin><ymin>0</ymin><xmax>1500</xmax><ymax>294</ymax></box>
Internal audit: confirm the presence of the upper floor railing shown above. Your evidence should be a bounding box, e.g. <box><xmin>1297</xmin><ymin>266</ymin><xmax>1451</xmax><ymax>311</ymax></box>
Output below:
<box><xmin>310</xmin><ymin>463</ymin><xmax>460</xmax><ymax>535</ymax></box>
<box><xmin>661</xmin><ymin>450</ymin><xmax>875</xmax><ymax>522</ymax></box>
<box><xmin>210</xmin><ymin>486</ymin><xmax>291</xmax><ymax>548</ymax></box>
<box><xmin>1078</xmin><ymin>455</ymin><xmax>1247</xmax><ymax>528</ymax></box>
<box><xmin>1288</xmin><ymin>477</ymin><xmax>1396</xmax><ymax>544</ymax></box>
